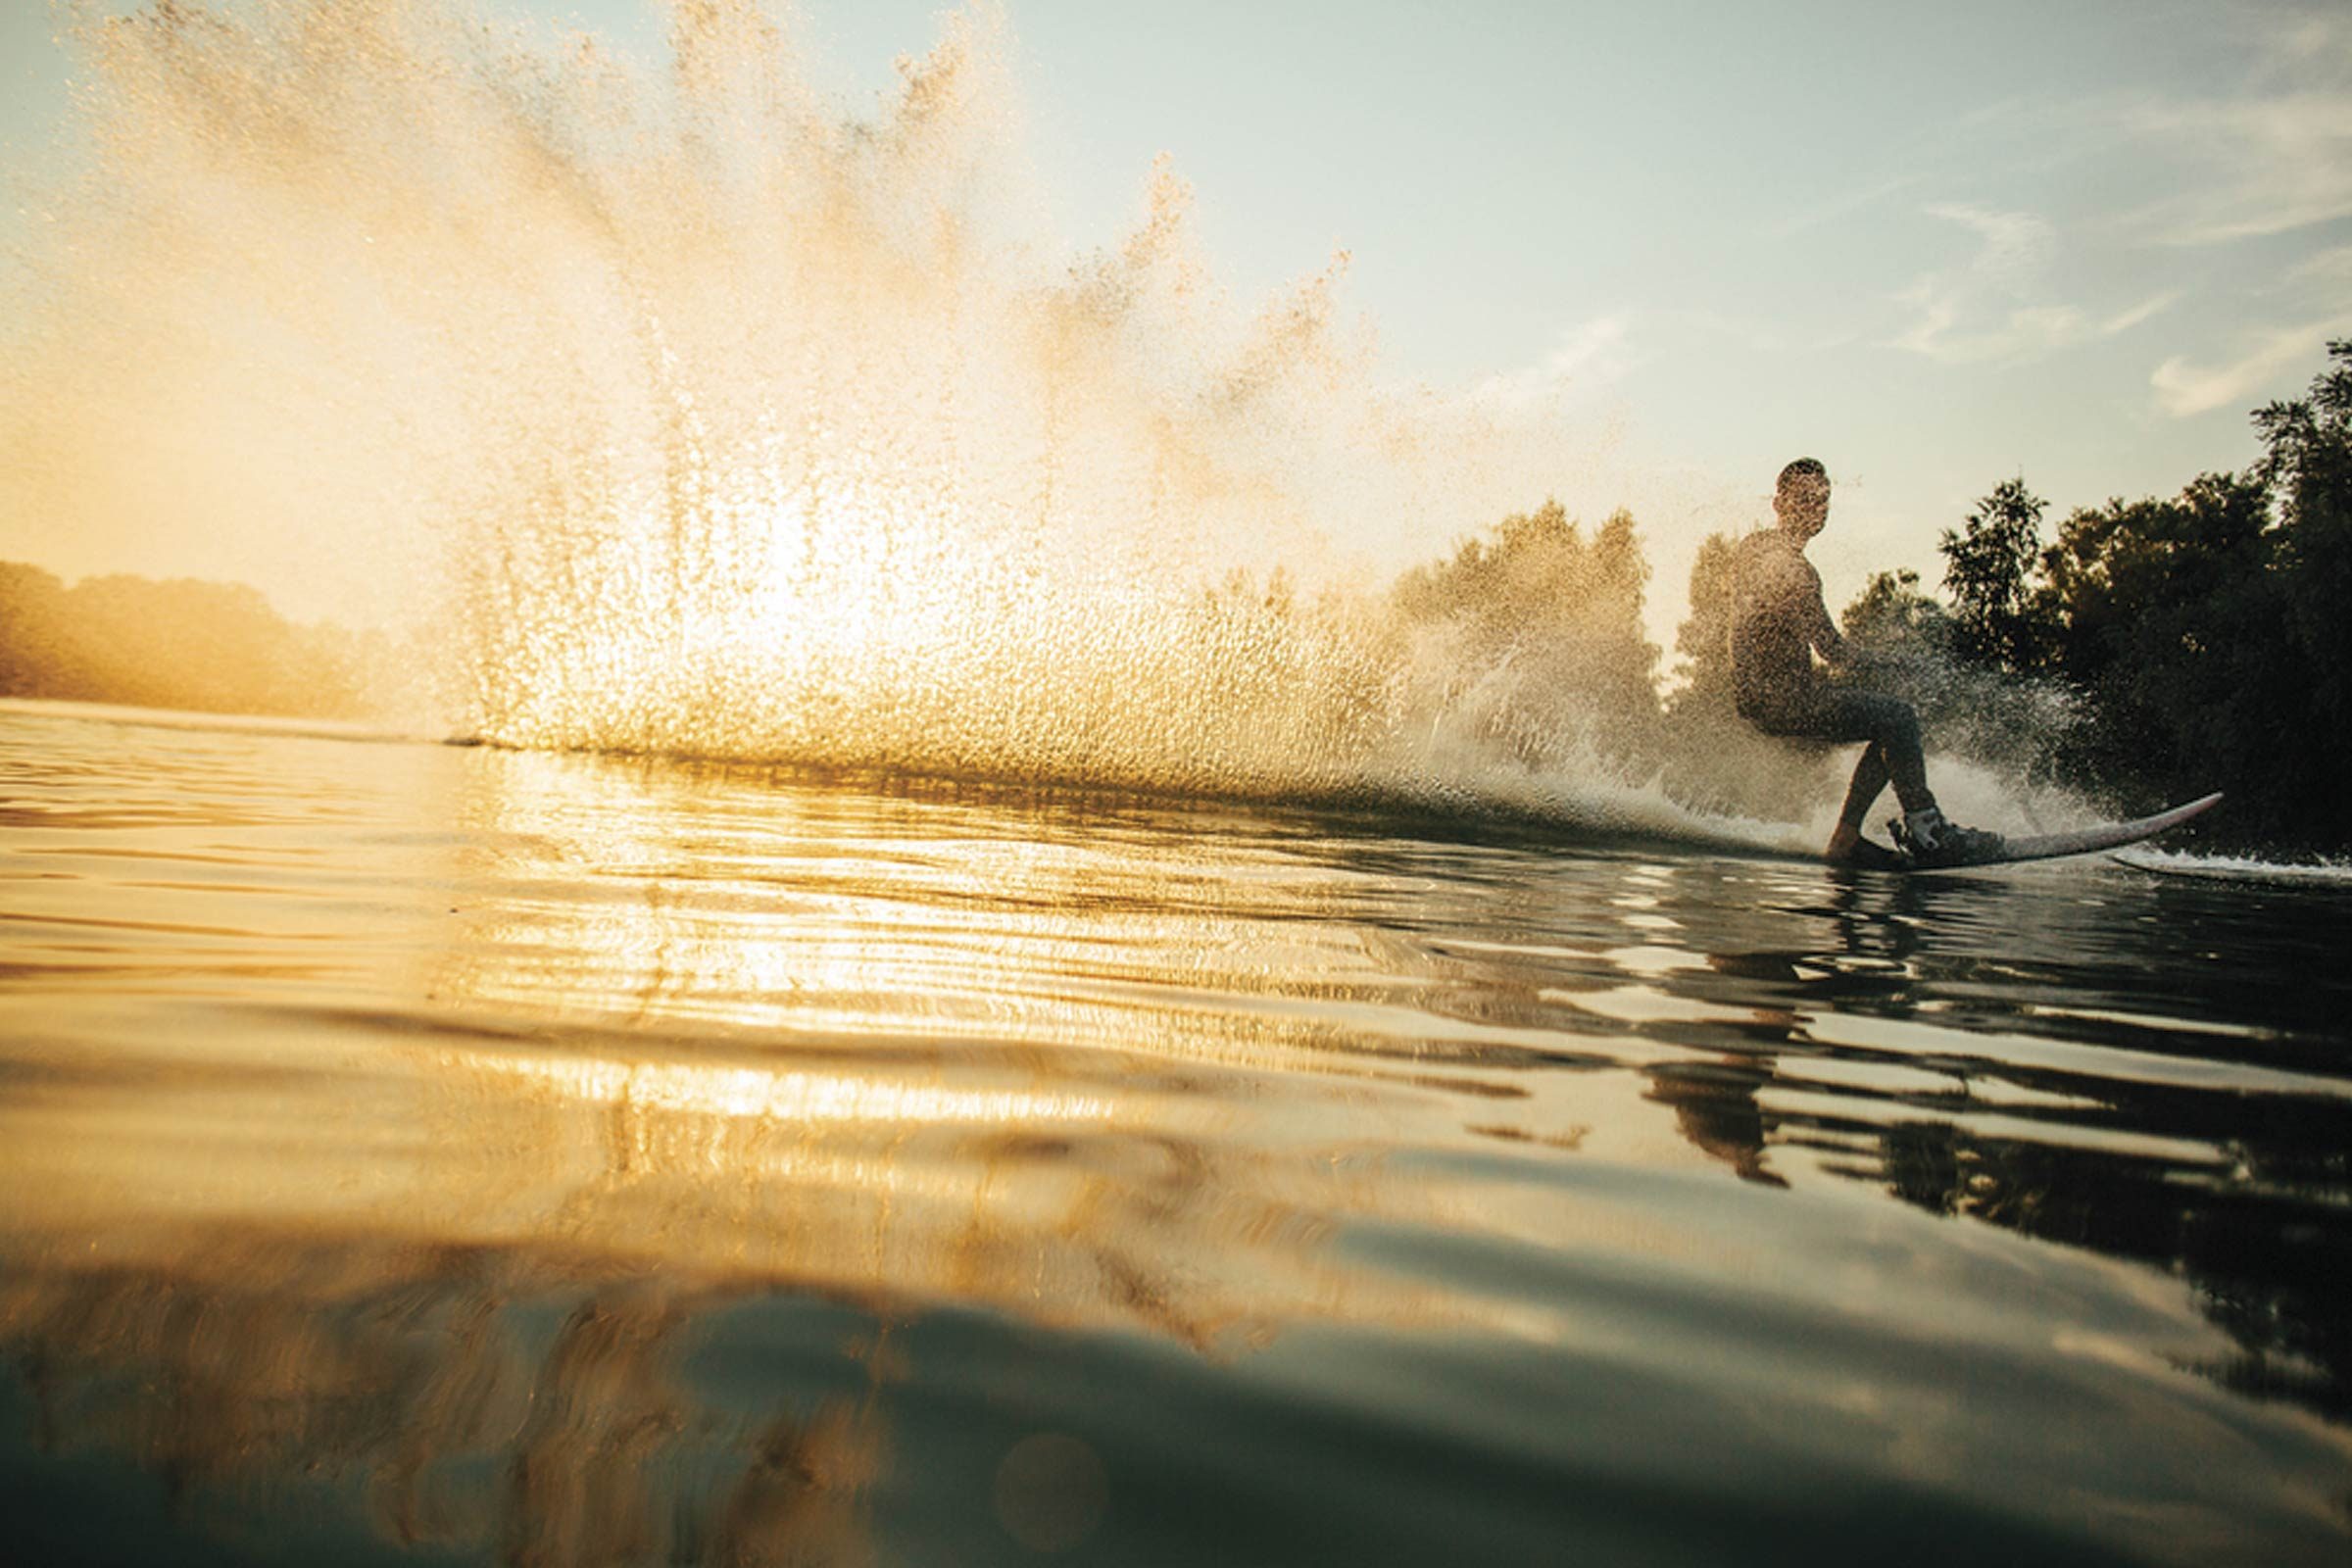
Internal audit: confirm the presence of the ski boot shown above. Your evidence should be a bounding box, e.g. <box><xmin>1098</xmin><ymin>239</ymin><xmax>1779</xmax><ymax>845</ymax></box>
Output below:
<box><xmin>1890</xmin><ymin>807</ymin><xmax>2006</xmax><ymax>867</ymax></box>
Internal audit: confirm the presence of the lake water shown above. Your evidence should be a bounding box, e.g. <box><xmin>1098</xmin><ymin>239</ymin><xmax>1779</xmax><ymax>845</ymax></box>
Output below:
<box><xmin>4</xmin><ymin>697</ymin><xmax>2349</xmax><ymax>1566</ymax></box>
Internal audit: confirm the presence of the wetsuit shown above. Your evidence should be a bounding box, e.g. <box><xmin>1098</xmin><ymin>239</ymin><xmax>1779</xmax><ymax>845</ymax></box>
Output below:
<box><xmin>1730</xmin><ymin>528</ymin><xmax>1935</xmax><ymax>822</ymax></box>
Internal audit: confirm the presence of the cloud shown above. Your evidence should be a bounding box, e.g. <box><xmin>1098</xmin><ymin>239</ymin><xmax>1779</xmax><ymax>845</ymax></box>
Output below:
<box><xmin>2104</xmin><ymin>7</ymin><xmax>2352</xmax><ymax>246</ymax></box>
<box><xmin>1765</xmin><ymin>173</ymin><xmax>1921</xmax><ymax>240</ymax></box>
<box><xmin>2151</xmin><ymin>316</ymin><xmax>2352</xmax><ymax>416</ymax></box>
<box><xmin>2118</xmin><ymin>92</ymin><xmax>2352</xmax><ymax>246</ymax></box>
<box><xmin>1650</xmin><ymin>306</ymin><xmax>1822</xmax><ymax>356</ymax></box>
<box><xmin>1921</xmin><ymin>202</ymin><xmax>2052</xmax><ymax>282</ymax></box>
<box><xmin>1889</xmin><ymin>204</ymin><xmax>2053</xmax><ymax>363</ymax></box>
<box><xmin>2289</xmin><ymin>241</ymin><xmax>2352</xmax><ymax>285</ymax></box>
<box><xmin>1469</xmin><ymin>312</ymin><xmax>1637</xmax><ymax>415</ymax></box>
<box><xmin>2100</xmin><ymin>292</ymin><xmax>2182</xmax><ymax>335</ymax></box>
<box><xmin>1889</xmin><ymin>204</ymin><xmax>2175</xmax><ymax>366</ymax></box>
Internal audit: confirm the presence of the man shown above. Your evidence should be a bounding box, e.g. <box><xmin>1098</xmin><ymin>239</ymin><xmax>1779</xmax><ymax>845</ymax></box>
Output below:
<box><xmin>1732</xmin><ymin>458</ymin><xmax>1999</xmax><ymax>867</ymax></box>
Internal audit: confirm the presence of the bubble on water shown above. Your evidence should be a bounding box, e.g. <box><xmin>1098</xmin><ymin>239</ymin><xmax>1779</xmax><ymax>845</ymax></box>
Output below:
<box><xmin>992</xmin><ymin>1431</ymin><xmax>1108</xmax><ymax>1554</ymax></box>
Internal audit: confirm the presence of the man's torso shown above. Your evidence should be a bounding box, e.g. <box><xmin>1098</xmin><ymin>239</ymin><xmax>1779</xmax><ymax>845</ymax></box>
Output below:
<box><xmin>1730</xmin><ymin>529</ymin><xmax>1828</xmax><ymax>722</ymax></box>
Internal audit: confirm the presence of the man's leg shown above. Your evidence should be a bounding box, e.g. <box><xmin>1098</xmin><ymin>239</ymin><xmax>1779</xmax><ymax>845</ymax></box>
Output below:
<box><xmin>1814</xmin><ymin>694</ymin><xmax>1936</xmax><ymax>860</ymax></box>
<box><xmin>1837</xmin><ymin>742</ymin><xmax>1891</xmax><ymax>836</ymax></box>
<box><xmin>1847</xmin><ymin>695</ymin><xmax>1934</xmax><ymax>816</ymax></box>
<box><xmin>1824</xmin><ymin>692</ymin><xmax>2009</xmax><ymax>861</ymax></box>
<box><xmin>1746</xmin><ymin>688</ymin><xmax>1946</xmax><ymax>860</ymax></box>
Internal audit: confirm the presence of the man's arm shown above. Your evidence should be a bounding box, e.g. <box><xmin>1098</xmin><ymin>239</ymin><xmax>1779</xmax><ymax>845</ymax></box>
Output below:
<box><xmin>1804</xmin><ymin>565</ymin><xmax>1846</xmax><ymax>668</ymax></box>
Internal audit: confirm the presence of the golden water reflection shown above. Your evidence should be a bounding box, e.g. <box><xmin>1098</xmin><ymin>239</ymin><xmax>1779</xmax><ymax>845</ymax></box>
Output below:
<box><xmin>6</xmin><ymin>709</ymin><xmax>2352</xmax><ymax>1564</ymax></box>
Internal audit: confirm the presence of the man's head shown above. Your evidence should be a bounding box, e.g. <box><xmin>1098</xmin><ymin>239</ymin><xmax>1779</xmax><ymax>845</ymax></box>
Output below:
<box><xmin>1775</xmin><ymin>458</ymin><xmax>1830</xmax><ymax>539</ymax></box>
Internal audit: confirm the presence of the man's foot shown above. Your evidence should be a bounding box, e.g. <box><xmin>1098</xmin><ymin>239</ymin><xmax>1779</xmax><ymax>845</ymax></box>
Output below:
<box><xmin>1825</xmin><ymin>823</ymin><xmax>1907</xmax><ymax>869</ymax></box>
<box><xmin>1891</xmin><ymin>807</ymin><xmax>2006</xmax><ymax>866</ymax></box>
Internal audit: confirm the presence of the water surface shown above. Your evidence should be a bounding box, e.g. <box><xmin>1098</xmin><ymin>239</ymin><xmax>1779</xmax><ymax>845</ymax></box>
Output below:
<box><xmin>4</xmin><ymin>699</ymin><xmax>2350</xmax><ymax>1566</ymax></box>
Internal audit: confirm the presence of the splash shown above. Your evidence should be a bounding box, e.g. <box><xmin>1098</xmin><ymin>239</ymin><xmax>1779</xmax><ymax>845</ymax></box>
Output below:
<box><xmin>3</xmin><ymin>0</ymin><xmax>1783</xmax><ymax>833</ymax></box>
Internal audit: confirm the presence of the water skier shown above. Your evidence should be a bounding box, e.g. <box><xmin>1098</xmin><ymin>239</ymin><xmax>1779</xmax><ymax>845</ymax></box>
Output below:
<box><xmin>1732</xmin><ymin>458</ymin><xmax>2002</xmax><ymax>868</ymax></box>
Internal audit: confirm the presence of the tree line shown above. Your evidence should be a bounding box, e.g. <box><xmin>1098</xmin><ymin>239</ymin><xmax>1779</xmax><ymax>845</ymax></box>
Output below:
<box><xmin>6</xmin><ymin>343</ymin><xmax>2346</xmax><ymax>856</ymax></box>
<box><xmin>1839</xmin><ymin>341</ymin><xmax>2350</xmax><ymax>856</ymax></box>
<box><xmin>0</xmin><ymin>562</ymin><xmax>375</xmax><ymax>719</ymax></box>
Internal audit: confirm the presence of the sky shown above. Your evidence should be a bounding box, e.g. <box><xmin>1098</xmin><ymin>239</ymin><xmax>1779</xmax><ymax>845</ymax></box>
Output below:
<box><xmin>5</xmin><ymin>0</ymin><xmax>2350</xmax><ymax>623</ymax></box>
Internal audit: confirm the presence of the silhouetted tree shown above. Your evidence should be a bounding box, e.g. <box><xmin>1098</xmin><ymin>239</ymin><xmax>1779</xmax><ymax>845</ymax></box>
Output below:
<box><xmin>2250</xmin><ymin>338</ymin><xmax>2352</xmax><ymax>829</ymax></box>
<box><xmin>0</xmin><ymin>562</ymin><xmax>70</xmax><ymax>697</ymax></box>
<box><xmin>1927</xmin><ymin>343</ymin><xmax>2352</xmax><ymax>850</ymax></box>
<box><xmin>0</xmin><ymin>562</ymin><xmax>375</xmax><ymax>718</ymax></box>
<box><xmin>1667</xmin><ymin>531</ymin><xmax>1738</xmax><ymax>718</ymax></box>
<box><xmin>1393</xmin><ymin>500</ymin><xmax>1662</xmax><ymax>757</ymax></box>
<box><xmin>1839</xmin><ymin>567</ymin><xmax>1951</xmax><ymax>658</ymax></box>
<box><xmin>1940</xmin><ymin>478</ymin><xmax>2051</xmax><ymax>672</ymax></box>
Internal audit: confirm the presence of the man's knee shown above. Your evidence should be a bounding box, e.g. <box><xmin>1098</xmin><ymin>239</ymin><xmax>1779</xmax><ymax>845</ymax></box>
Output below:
<box><xmin>1857</xmin><ymin>695</ymin><xmax>1919</xmax><ymax>750</ymax></box>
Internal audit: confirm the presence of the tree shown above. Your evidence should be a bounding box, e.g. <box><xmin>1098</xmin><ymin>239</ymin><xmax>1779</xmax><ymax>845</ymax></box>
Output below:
<box><xmin>0</xmin><ymin>561</ymin><xmax>374</xmax><ymax>718</ymax></box>
<box><xmin>2248</xmin><ymin>340</ymin><xmax>2352</xmax><ymax>841</ymax></box>
<box><xmin>0</xmin><ymin>562</ymin><xmax>68</xmax><ymax>697</ymax></box>
<box><xmin>2030</xmin><ymin>474</ymin><xmax>2278</xmax><ymax>823</ymax></box>
<box><xmin>1840</xmin><ymin>567</ymin><xmax>1951</xmax><ymax>656</ymax></box>
<box><xmin>1667</xmin><ymin>531</ymin><xmax>1738</xmax><ymax>716</ymax></box>
<box><xmin>1835</xmin><ymin>563</ymin><xmax>2072</xmax><ymax>785</ymax></box>
<box><xmin>2002</xmin><ymin>343</ymin><xmax>2352</xmax><ymax>850</ymax></box>
<box><xmin>1940</xmin><ymin>478</ymin><xmax>2051</xmax><ymax>673</ymax></box>
<box><xmin>1392</xmin><ymin>500</ymin><xmax>1663</xmax><ymax>763</ymax></box>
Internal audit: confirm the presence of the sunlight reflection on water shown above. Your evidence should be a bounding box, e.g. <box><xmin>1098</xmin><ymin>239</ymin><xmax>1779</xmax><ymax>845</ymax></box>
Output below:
<box><xmin>4</xmin><ymin>701</ymin><xmax>2351</xmax><ymax>1566</ymax></box>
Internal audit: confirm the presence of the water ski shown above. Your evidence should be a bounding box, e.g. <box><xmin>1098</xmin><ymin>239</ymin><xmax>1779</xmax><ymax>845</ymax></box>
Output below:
<box><xmin>1847</xmin><ymin>792</ymin><xmax>2223</xmax><ymax>872</ymax></box>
